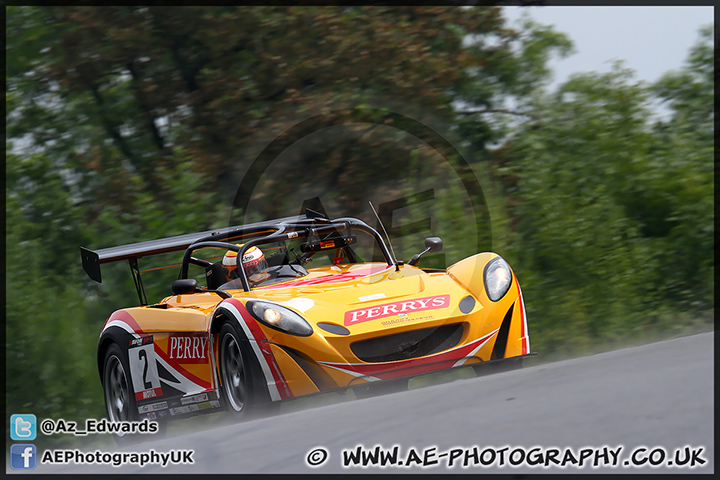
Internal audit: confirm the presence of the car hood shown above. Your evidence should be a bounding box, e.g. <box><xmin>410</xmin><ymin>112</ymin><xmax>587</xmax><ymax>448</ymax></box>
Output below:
<box><xmin>235</xmin><ymin>263</ymin><xmax>468</xmax><ymax>336</ymax></box>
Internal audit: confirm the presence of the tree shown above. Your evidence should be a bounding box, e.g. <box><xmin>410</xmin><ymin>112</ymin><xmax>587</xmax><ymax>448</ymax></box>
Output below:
<box><xmin>7</xmin><ymin>6</ymin><xmax>572</xmax><ymax>217</ymax></box>
<box><xmin>488</xmin><ymin>26</ymin><xmax>714</xmax><ymax>356</ymax></box>
<box><xmin>647</xmin><ymin>24</ymin><xmax>714</xmax><ymax>308</ymax></box>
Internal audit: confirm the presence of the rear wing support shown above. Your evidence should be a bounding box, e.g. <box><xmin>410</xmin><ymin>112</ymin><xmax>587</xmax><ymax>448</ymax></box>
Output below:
<box><xmin>80</xmin><ymin>247</ymin><xmax>150</xmax><ymax>305</ymax></box>
<box><xmin>129</xmin><ymin>258</ymin><xmax>149</xmax><ymax>306</ymax></box>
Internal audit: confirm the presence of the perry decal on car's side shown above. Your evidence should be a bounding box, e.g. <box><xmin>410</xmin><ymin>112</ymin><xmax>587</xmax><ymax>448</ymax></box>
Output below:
<box><xmin>167</xmin><ymin>334</ymin><xmax>210</xmax><ymax>363</ymax></box>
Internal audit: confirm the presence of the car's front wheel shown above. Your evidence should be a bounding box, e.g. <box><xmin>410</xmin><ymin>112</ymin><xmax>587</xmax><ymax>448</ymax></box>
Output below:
<box><xmin>218</xmin><ymin>322</ymin><xmax>258</xmax><ymax>418</ymax></box>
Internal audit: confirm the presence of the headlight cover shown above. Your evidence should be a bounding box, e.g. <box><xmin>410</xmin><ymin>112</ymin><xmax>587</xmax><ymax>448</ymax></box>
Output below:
<box><xmin>484</xmin><ymin>256</ymin><xmax>512</xmax><ymax>302</ymax></box>
<box><xmin>246</xmin><ymin>301</ymin><xmax>314</xmax><ymax>337</ymax></box>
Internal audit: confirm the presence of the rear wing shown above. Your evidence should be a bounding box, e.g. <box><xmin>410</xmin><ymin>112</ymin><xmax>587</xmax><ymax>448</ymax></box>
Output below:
<box><xmin>80</xmin><ymin>215</ymin><xmax>306</xmax><ymax>283</ymax></box>
<box><xmin>81</xmin><ymin>215</ymin><xmax>310</xmax><ymax>305</ymax></box>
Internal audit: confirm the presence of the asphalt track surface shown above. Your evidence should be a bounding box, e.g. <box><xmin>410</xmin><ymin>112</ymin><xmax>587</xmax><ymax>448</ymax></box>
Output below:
<box><xmin>16</xmin><ymin>331</ymin><xmax>714</xmax><ymax>475</ymax></box>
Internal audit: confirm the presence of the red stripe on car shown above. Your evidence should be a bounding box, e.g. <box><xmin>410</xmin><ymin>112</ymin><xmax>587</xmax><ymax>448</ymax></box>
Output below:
<box><xmin>103</xmin><ymin>310</ymin><xmax>144</xmax><ymax>334</ymax></box>
<box><xmin>222</xmin><ymin>299</ymin><xmax>293</xmax><ymax>400</ymax></box>
<box><xmin>516</xmin><ymin>281</ymin><xmax>529</xmax><ymax>355</ymax></box>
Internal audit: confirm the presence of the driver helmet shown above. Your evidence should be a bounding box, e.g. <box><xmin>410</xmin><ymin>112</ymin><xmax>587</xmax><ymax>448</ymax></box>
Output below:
<box><xmin>222</xmin><ymin>245</ymin><xmax>268</xmax><ymax>280</ymax></box>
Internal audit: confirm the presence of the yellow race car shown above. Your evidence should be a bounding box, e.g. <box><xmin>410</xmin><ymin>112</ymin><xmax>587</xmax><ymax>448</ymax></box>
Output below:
<box><xmin>81</xmin><ymin>210</ymin><xmax>532</xmax><ymax>428</ymax></box>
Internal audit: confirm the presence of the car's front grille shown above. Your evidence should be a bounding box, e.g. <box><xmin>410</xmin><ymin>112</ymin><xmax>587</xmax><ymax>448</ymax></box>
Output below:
<box><xmin>350</xmin><ymin>324</ymin><xmax>464</xmax><ymax>363</ymax></box>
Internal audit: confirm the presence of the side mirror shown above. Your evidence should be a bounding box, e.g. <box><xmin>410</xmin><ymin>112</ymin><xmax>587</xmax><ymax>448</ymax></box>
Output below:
<box><xmin>424</xmin><ymin>237</ymin><xmax>443</xmax><ymax>253</ymax></box>
<box><xmin>408</xmin><ymin>237</ymin><xmax>443</xmax><ymax>266</ymax></box>
<box><xmin>172</xmin><ymin>278</ymin><xmax>198</xmax><ymax>295</ymax></box>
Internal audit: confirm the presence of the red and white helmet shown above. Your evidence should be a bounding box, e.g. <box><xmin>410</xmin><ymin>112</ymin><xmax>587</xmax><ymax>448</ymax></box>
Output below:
<box><xmin>223</xmin><ymin>245</ymin><xmax>268</xmax><ymax>279</ymax></box>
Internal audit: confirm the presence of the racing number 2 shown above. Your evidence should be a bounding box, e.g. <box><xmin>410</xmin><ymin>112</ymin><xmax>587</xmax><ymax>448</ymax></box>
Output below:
<box><xmin>138</xmin><ymin>350</ymin><xmax>152</xmax><ymax>390</ymax></box>
<box><xmin>128</xmin><ymin>340</ymin><xmax>163</xmax><ymax>401</ymax></box>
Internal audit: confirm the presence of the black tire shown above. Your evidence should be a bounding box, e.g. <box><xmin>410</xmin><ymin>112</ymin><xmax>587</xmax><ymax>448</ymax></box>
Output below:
<box><xmin>218</xmin><ymin>322</ymin><xmax>260</xmax><ymax>419</ymax></box>
<box><xmin>103</xmin><ymin>344</ymin><xmax>138</xmax><ymax>423</ymax></box>
<box><xmin>102</xmin><ymin>343</ymin><xmax>166</xmax><ymax>446</ymax></box>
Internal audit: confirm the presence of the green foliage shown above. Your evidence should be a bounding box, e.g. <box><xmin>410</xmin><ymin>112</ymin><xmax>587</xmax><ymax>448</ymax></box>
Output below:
<box><xmin>7</xmin><ymin>6</ymin><xmax>571</xmax><ymax>208</ymax></box>
<box><xmin>646</xmin><ymin>24</ymin><xmax>714</xmax><ymax>308</ymax></box>
<box><xmin>6</xmin><ymin>191</ymin><xmax>105</xmax><ymax>442</ymax></box>
<box><xmin>491</xmin><ymin>27</ymin><xmax>714</xmax><ymax>357</ymax></box>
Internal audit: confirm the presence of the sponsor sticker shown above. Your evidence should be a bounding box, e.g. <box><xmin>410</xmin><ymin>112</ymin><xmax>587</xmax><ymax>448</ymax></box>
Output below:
<box><xmin>129</xmin><ymin>336</ymin><xmax>153</xmax><ymax>347</ymax></box>
<box><xmin>170</xmin><ymin>407</ymin><xmax>191</xmax><ymax>416</ymax></box>
<box><xmin>138</xmin><ymin>402</ymin><xmax>168</xmax><ymax>414</ymax></box>
<box><xmin>167</xmin><ymin>334</ymin><xmax>209</xmax><ymax>364</ymax></box>
<box><xmin>180</xmin><ymin>393</ymin><xmax>209</xmax><ymax>405</ymax></box>
<box><xmin>344</xmin><ymin>295</ymin><xmax>450</xmax><ymax>326</ymax></box>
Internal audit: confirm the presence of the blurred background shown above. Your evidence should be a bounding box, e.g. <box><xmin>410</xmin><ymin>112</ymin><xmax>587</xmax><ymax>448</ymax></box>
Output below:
<box><xmin>5</xmin><ymin>6</ymin><xmax>713</xmax><ymax>441</ymax></box>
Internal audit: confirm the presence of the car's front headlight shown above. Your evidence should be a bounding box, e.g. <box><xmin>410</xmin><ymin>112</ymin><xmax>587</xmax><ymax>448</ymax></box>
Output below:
<box><xmin>484</xmin><ymin>256</ymin><xmax>512</xmax><ymax>302</ymax></box>
<box><xmin>246</xmin><ymin>301</ymin><xmax>314</xmax><ymax>337</ymax></box>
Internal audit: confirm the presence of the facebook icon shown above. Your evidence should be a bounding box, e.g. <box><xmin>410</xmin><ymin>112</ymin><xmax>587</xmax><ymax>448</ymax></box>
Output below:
<box><xmin>11</xmin><ymin>444</ymin><xmax>37</xmax><ymax>470</ymax></box>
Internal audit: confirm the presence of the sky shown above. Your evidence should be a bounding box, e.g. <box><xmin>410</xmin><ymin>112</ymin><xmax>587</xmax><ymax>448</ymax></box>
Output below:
<box><xmin>501</xmin><ymin>6</ymin><xmax>714</xmax><ymax>90</ymax></box>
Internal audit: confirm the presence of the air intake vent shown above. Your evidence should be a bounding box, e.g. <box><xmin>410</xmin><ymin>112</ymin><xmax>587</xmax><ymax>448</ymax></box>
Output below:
<box><xmin>351</xmin><ymin>324</ymin><xmax>464</xmax><ymax>363</ymax></box>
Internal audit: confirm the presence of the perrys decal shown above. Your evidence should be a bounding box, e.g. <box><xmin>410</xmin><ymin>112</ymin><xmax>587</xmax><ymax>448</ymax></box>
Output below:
<box><xmin>344</xmin><ymin>295</ymin><xmax>450</xmax><ymax>326</ymax></box>
<box><xmin>168</xmin><ymin>334</ymin><xmax>209</xmax><ymax>364</ymax></box>
<box><xmin>128</xmin><ymin>336</ymin><xmax>164</xmax><ymax>401</ymax></box>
